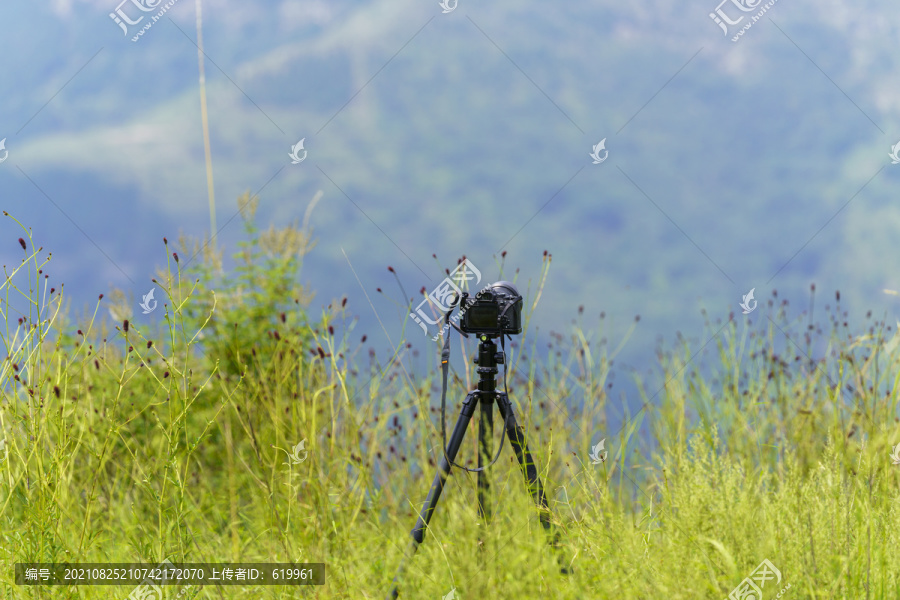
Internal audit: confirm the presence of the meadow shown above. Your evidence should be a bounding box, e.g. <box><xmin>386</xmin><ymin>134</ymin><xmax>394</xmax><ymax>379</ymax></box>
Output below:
<box><xmin>1</xmin><ymin>196</ymin><xmax>899</xmax><ymax>599</ymax></box>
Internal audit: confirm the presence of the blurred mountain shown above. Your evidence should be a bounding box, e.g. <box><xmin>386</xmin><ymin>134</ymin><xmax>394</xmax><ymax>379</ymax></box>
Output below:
<box><xmin>1</xmin><ymin>0</ymin><xmax>899</xmax><ymax>386</ymax></box>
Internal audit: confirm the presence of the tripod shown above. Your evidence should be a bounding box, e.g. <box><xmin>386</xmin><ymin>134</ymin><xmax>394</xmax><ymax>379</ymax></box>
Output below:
<box><xmin>387</xmin><ymin>335</ymin><xmax>566</xmax><ymax>598</ymax></box>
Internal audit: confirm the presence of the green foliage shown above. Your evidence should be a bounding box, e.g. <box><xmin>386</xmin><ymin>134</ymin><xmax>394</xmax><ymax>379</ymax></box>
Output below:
<box><xmin>176</xmin><ymin>190</ymin><xmax>321</xmax><ymax>382</ymax></box>
<box><xmin>1</xmin><ymin>209</ymin><xmax>899</xmax><ymax>599</ymax></box>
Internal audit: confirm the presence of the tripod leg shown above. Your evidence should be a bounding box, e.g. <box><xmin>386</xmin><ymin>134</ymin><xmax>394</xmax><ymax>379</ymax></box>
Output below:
<box><xmin>387</xmin><ymin>392</ymin><xmax>478</xmax><ymax>599</ymax></box>
<box><xmin>495</xmin><ymin>393</ymin><xmax>569</xmax><ymax>572</ymax></box>
<box><xmin>477</xmin><ymin>400</ymin><xmax>492</xmax><ymax>524</ymax></box>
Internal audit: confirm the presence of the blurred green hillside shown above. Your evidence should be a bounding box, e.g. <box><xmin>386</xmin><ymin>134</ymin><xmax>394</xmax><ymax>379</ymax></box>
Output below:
<box><xmin>1</xmin><ymin>0</ymin><xmax>899</xmax><ymax>377</ymax></box>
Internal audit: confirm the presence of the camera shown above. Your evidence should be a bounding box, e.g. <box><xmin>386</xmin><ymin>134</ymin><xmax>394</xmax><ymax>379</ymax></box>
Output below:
<box><xmin>459</xmin><ymin>281</ymin><xmax>523</xmax><ymax>337</ymax></box>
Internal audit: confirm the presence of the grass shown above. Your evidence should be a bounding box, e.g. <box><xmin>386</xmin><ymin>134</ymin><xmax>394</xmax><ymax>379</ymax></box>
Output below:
<box><xmin>1</xmin><ymin>198</ymin><xmax>899</xmax><ymax>599</ymax></box>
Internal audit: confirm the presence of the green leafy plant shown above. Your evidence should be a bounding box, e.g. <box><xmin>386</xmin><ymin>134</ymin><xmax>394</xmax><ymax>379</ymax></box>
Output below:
<box><xmin>2</xmin><ymin>206</ymin><xmax>900</xmax><ymax>599</ymax></box>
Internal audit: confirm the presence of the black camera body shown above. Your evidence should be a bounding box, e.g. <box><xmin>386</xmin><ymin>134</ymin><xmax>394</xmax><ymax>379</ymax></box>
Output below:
<box><xmin>459</xmin><ymin>281</ymin><xmax>522</xmax><ymax>337</ymax></box>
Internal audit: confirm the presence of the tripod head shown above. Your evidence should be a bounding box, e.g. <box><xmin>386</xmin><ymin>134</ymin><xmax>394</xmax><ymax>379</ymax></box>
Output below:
<box><xmin>473</xmin><ymin>336</ymin><xmax>504</xmax><ymax>396</ymax></box>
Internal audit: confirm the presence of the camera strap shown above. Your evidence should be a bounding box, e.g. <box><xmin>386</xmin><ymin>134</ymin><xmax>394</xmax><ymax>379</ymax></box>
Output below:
<box><xmin>439</xmin><ymin>307</ymin><xmax>509</xmax><ymax>473</ymax></box>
